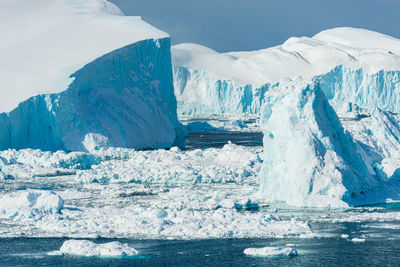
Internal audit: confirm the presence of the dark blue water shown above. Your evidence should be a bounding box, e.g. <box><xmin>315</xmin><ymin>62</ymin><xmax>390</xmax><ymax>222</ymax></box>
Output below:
<box><xmin>185</xmin><ymin>131</ymin><xmax>263</xmax><ymax>149</ymax></box>
<box><xmin>1</xmin><ymin>221</ymin><xmax>400</xmax><ymax>267</ymax></box>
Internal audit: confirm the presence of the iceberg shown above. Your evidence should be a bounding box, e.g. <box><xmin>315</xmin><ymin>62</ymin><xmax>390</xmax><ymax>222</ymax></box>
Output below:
<box><xmin>172</xmin><ymin>28</ymin><xmax>400</xmax><ymax>116</ymax></box>
<box><xmin>243</xmin><ymin>247</ymin><xmax>298</xmax><ymax>257</ymax></box>
<box><xmin>258</xmin><ymin>79</ymin><xmax>380</xmax><ymax>207</ymax></box>
<box><xmin>54</xmin><ymin>240</ymin><xmax>139</xmax><ymax>257</ymax></box>
<box><xmin>0</xmin><ymin>0</ymin><xmax>183</xmax><ymax>151</ymax></box>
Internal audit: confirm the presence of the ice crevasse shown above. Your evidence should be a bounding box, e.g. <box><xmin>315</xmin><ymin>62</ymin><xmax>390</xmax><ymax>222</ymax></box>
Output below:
<box><xmin>0</xmin><ymin>0</ymin><xmax>184</xmax><ymax>151</ymax></box>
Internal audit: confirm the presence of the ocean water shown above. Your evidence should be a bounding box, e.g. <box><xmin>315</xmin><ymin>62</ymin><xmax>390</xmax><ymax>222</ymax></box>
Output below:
<box><xmin>1</xmin><ymin>219</ymin><xmax>400</xmax><ymax>267</ymax></box>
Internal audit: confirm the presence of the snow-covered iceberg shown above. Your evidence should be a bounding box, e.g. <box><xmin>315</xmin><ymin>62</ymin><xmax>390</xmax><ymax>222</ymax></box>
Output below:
<box><xmin>0</xmin><ymin>0</ymin><xmax>183</xmax><ymax>151</ymax></box>
<box><xmin>172</xmin><ymin>27</ymin><xmax>400</xmax><ymax>116</ymax></box>
<box><xmin>258</xmin><ymin>79</ymin><xmax>380</xmax><ymax>207</ymax></box>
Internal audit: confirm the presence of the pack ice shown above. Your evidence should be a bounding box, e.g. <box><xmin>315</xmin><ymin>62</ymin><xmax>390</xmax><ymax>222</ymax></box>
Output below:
<box><xmin>173</xmin><ymin>27</ymin><xmax>400</xmax><ymax>116</ymax></box>
<box><xmin>0</xmin><ymin>0</ymin><xmax>183</xmax><ymax>151</ymax></box>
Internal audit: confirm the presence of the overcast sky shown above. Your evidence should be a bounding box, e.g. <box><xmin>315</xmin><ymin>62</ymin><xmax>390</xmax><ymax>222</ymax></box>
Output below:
<box><xmin>110</xmin><ymin>0</ymin><xmax>400</xmax><ymax>52</ymax></box>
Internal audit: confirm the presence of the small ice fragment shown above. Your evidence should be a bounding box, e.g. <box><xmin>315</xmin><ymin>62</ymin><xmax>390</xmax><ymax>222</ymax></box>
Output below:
<box><xmin>341</xmin><ymin>234</ymin><xmax>349</xmax><ymax>239</ymax></box>
<box><xmin>56</xmin><ymin>240</ymin><xmax>138</xmax><ymax>257</ymax></box>
<box><xmin>351</xmin><ymin>238</ymin><xmax>365</xmax><ymax>243</ymax></box>
<box><xmin>244</xmin><ymin>247</ymin><xmax>298</xmax><ymax>257</ymax></box>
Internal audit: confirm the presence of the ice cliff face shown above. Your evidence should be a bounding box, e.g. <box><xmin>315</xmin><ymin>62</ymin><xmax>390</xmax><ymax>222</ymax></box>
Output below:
<box><xmin>0</xmin><ymin>0</ymin><xmax>183</xmax><ymax>151</ymax></box>
<box><xmin>316</xmin><ymin>66</ymin><xmax>400</xmax><ymax>113</ymax></box>
<box><xmin>172</xmin><ymin>28</ymin><xmax>400</xmax><ymax>116</ymax></box>
<box><xmin>258</xmin><ymin>80</ymin><xmax>380</xmax><ymax>207</ymax></box>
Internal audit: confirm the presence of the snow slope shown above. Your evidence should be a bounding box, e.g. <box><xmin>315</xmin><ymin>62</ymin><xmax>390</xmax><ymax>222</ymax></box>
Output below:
<box><xmin>172</xmin><ymin>27</ymin><xmax>400</xmax><ymax>115</ymax></box>
<box><xmin>0</xmin><ymin>0</ymin><xmax>184</xmax><ymax>151</ymax></box>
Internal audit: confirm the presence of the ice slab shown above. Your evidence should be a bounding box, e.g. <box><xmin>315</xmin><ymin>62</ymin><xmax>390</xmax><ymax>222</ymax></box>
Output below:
<box><xmin>244</xmin><ymin>247</ymin><xmax>298</xmax><ymax>257</ymax></box>
<box><xmin>54</xmin><ymin>240</ymin><xmax>138</xmax><ymax>257</ymax></box>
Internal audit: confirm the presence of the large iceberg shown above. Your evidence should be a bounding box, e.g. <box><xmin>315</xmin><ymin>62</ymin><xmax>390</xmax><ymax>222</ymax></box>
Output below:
<box><xmin>258</xmin><ymin>79</ymin><xmax>380</xmax><ymax>207</ymax></box>
<box><xmin>0</xmin><ymin>0</ymin><xmax>183</xmax><ymax>151</ymax></box>
<box><xmin>172</xmin><ymin>27</ymin><xmax>400</xmax><ymax>116</ymax></box>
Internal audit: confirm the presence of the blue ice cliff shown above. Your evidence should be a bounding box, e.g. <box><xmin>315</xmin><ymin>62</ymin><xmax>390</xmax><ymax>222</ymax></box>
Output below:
<box><xmin>172</xmin><ymin>28</ymin><xmax>400</xmax><ymax>116</ymax></box>
<box><xmin>0</xmin><ymin>0</ymin><xmax>184</xmax><ymax>151</ymax></box>
<box><xmin>257</xmin><ymin>79</ymin><xmax>382</xmax><ymax>207</ymax></box>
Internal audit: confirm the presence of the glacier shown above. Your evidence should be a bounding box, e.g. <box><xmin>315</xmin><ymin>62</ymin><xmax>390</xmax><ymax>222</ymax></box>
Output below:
<box><xmin>0</xmin><ymin>0</ymin><xmax>183</xmax><ymax>151</ymax></box>
<box><xmin>172</xmin><ymin>27</ymin><xmax>400</xmax><ymax>116</ymax></box>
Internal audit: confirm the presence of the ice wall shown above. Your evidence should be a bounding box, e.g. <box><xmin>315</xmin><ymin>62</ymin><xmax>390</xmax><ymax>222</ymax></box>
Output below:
<box><xmin>258</xmin><ymin>80</ymin><xmax>379</xmax><ymax>207</ymax></box>
<box><xmin>0</xmin><ymin>0</ymin><xmax>184</xmax><ymax>151</ymax></box>
<box><xmin>172</xmin><ymin>28</ymin><xmax>400</xmax><ymax>117</ymax></box>
<box><xmin>316</xmin><ymin>66</ymin><xmax>400</xmax><ymax>113</ymax></box>
<box><xmin>0</xmin><ymin>38</ymin><xmax>183</xmax><ymax>151</ymax></box>
<box><xmin>174</xmin><ymin>66</ymin><xmax>269</xmax><ymax>115</ymax></box>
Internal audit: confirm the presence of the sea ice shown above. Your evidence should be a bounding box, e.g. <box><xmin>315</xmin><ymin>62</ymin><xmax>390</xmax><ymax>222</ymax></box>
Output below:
<box><xmin>55</xmin><ymin>240</ymin><xmax>138</xmax><ymax>257</ymax></box>
<box><xmin>0</xmin><ymin>190</ymin><xmax>63</xmax><ymax>222</ymax></box>
<box><xmin>76</xmin><ymin>143</ymin><xmax>262</xmax><ymax>184</ymax></box>
<box><xmin>243</xmin><ymin>247</ymin><xmax>298</xmax><ymax>257</ymax></box>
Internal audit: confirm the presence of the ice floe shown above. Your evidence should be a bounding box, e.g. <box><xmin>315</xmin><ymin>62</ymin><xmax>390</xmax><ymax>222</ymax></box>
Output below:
<box><xmin>52</xmin><ymin>240</ymin><xmax>138</xmax><ymax>257</ymax></box>
<box><xmin>243</xmin><ymin>247</ymin><xmax>298</xmax><ymax>257</ymax></box>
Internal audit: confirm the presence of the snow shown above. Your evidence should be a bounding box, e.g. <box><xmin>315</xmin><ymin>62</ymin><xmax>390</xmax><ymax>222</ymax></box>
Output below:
<box><xmin>55</xmin><ymin>240</ymin><xmax>138</xmax><ymax>257</ymax></box>
<box><xmin>0</xmin><ymin>0</ymin><xmax>167</xmax><ymax>113</ymax></box>
<box><xmin>172</xmin><ymin>27</ymin><xmax>400</xmax><ymax>115</ymax></box>
<box><xmin>0</xmin><ymin>190</ymin><xmax>63</xmax><ymax>221</ymax></box>
<box><xmin>258</xmin><ymin>79</ymin><xmax>379</xmax><ymax>208</ymax></box>
<box><xmin>243</xmin><ymin>247</ymin><xmax>298</xmax><ymax>257</ymax></box>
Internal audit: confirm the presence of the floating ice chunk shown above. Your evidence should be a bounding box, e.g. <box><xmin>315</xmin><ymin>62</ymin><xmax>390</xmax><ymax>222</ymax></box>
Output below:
<box><xmin>351</xmin><ymin>238</ymin><xmax>366</xmax><ymax>242</ymax></box>
<box><xmin>341</xmin><ymin>234</ymin><xmax>349</xmax><ymax>239</ymax></box>
<box><xmin>82</xmin><ymin>134</ymin><xmax>111</xmax><ymax>153</ymax></box>
<box><xmin>57</xmin><ymin>240</ymin><xmax>138</xmax><ymax>257</ymax></box>
<box><xmin>244</xmin><ymin>247</ymin><xmax>298</xmax><ymax>257</ymax></box>
<box><xmin>258</xmin><ymin>79</ymin><xmax>378</xmax><ymax>207</ymax></box>
<box><xmin>0</xmin><ymin>190</ymin><xmax>63</xmax><ymax>221</ymax></box>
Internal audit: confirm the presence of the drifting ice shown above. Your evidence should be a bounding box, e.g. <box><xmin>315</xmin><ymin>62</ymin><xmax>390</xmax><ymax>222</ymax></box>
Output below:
<box><xmin>56</xmin><ymin>240</ymin><xmax>139</xmax><ymax>257</ymax></box>
<box><xmin>243</xmin><ymin>247</ymin><xmax>298</xmax><ymax>257</ymax></box>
